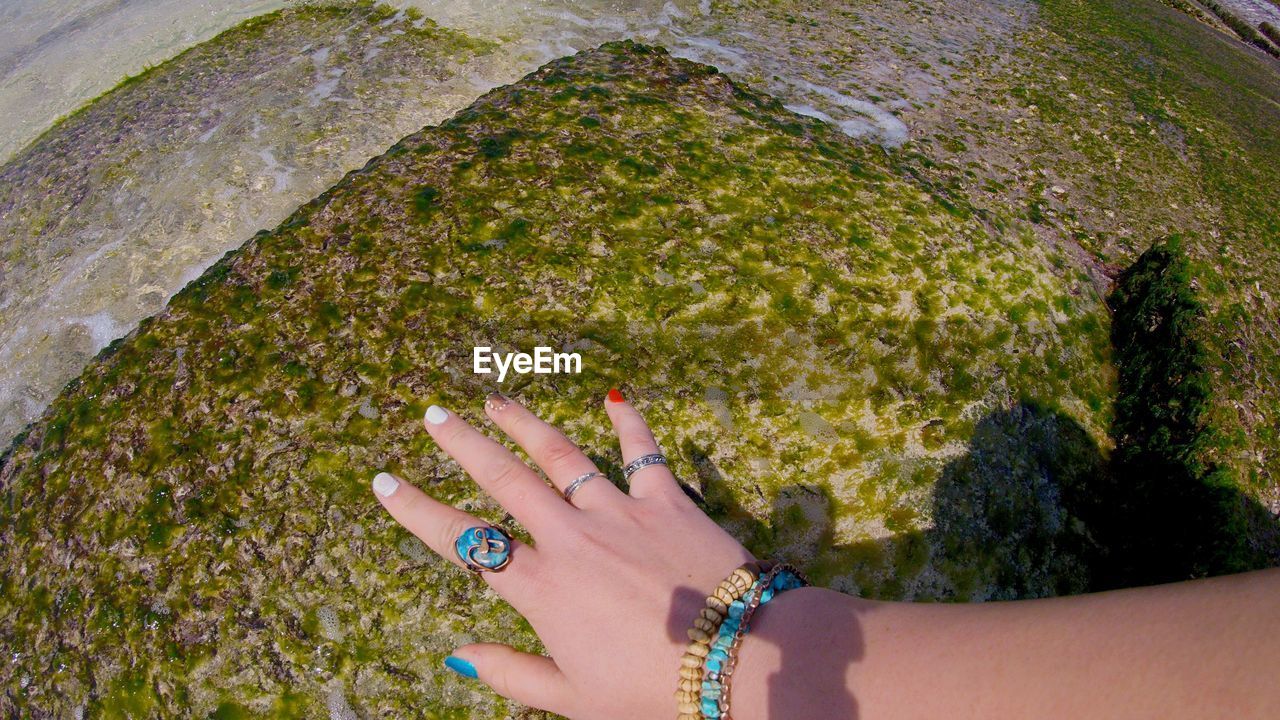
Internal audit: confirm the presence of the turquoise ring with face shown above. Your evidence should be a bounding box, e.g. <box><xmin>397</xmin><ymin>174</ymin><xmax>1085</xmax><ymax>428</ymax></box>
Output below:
<box><xmin>454</xmin><ymin>525</ymin><xmax>512</xmax><ymax>573</ymax></box>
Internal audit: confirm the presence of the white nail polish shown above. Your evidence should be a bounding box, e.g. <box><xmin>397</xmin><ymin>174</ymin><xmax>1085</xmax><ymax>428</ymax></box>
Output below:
<box><xmin>372</xmin><ymin>472</ymin><xmax>400</xmax><ymax>497</ymax></box>
<box><xmin>425</xmin><ymin>405</ymin><xmax>449</xmax><ymax>425</ymax></box>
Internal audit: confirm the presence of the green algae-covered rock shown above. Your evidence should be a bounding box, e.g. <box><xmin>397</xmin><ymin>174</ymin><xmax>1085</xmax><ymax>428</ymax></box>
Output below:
<box><xmin>3</xmin><ymin>40</ymin><xmax>1120</xmax><ymax>717</ymax></box>
<box><xmin>907</xmin><ymin>0</ymin><xmax>1280</xmax><ymax>496</ymax></box>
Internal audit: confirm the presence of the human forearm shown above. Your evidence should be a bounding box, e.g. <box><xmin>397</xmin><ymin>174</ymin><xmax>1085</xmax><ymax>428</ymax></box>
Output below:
<box><xmin>732</xmin><ymin>569</ymin><xmax>1280</xmax><ymax>719</ymax></box>
<box><xmin>366</xmin><ymin>391</ymin><xmax>1278</xmax><ymax>720</ymax></box>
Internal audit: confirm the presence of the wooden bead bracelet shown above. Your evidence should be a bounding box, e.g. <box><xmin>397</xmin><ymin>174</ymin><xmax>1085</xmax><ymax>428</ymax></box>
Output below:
<box><xmin>675</xmin><ymin>561</ymin><xmax>769</xmax><ymax>718</ymax></box>
<box><xmin>674</xmin><ymin>561</ymin><xmax>808</xmax><ymax>719</ymax></box>
<box><xmin>706</xmin><ymin>564</ymin><xmax>807</xmax><ymax>719</ymax></box>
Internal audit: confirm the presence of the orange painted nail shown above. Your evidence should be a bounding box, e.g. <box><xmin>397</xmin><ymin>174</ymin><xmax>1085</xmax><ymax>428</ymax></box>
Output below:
<box><xmin>607</xmin><ymin>388</ymin><xmax>624</xmax><ymax>403</ymax></box>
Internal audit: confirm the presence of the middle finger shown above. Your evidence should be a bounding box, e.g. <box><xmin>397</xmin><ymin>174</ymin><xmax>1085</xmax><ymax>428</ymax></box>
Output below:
<box><xmin>423</xmin><ymin>404</ymin><xmax>573</xmax><ymax>535</ymax></box>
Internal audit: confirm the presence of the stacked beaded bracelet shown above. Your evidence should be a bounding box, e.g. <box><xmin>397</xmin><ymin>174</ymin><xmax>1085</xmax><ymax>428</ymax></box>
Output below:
<box><xmin>702</xmin><ymin>564</ymin><xmax>806</xmax><ymax>719</ymax></box>
<box><xmin>677</xmin><ymin>562</ymin><xmax>765</xmax><ymax>717</ymax></box>
<box><xmin>676</xmin><ymin>561</ymin><xmax>808</xmax><ymax>719</ymax></box>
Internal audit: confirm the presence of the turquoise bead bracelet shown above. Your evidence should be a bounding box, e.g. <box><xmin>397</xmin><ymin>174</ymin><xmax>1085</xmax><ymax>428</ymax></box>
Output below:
<box><xmin>678</xmin><ymin>562</ymin><xmax>767</xmax><ymax>718</ymax></box>
<box><xmin>698</xmin><ymin>563</ymin><xmax>807</xmax><ymax>720</ymax></box>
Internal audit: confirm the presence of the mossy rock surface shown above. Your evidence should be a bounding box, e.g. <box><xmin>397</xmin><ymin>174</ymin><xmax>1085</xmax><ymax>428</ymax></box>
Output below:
<box><xmin>7</xmin><ymin>0</ymin><xmax>1279</xmax><ymax>509</ymax></box>
<box><xmin>909</xmin><ymin>0</ymin><xmax>1280</xmax><ymax>495</ymax></box>
<box><xmin>0</xmin><ymin>40</ymin><xmax>1116</xmax><ymax>716</ymax></box>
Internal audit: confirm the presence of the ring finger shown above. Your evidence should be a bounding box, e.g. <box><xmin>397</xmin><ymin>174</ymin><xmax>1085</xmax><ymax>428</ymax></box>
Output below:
<box><xmin>483</xmin><ymin>392</ymin><xmax>627</xmax><ymax>509</ymax></box>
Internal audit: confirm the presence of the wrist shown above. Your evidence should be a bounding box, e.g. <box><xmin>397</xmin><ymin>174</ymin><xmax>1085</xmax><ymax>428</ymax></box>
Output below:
<box><xmin>728</xmin><ymin>586</ymin><xmax>875</xmax><ymax>720</ymax></box>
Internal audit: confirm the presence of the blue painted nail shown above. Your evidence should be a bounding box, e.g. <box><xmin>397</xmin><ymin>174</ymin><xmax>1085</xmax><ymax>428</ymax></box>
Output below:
<box><xmin>444</xmin><ymin>655</ymin><xmax>478</xmax><ymax>679</ymax></box>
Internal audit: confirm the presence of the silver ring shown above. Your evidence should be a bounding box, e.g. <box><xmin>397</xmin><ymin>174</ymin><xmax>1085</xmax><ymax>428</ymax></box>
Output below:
<box><xmin>563</xmin><ymin>471</ymin><xmax>605</xmax><ymax>504</ymax></box>
<box><xmin>622</xmin><ymin>453</ymin><xmax>667</xmax><ymax>480</ymax></box>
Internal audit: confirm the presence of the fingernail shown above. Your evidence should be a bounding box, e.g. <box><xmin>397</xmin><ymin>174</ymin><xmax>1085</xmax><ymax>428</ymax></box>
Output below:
<box><xmin>372</xmin><ymin>472</ymin><xmax>400</xmax><ymax>497</ymax></box>
<box><xmin>444</xmin><ymin>655</ymin><xmax>478</xmax><ymax>679</ymax></box>
<box><xmin>607</xmin><ymin>388</ymin><xmax>624</xmax><ymax>403</ymax></box>
<box><xmin>425</xmin><ymin>405</ymin><xmax>449</xmax><ymax>425</ymax></box>
<box><xmin>484</xmin><ymin>392</ymin><xmax>512</xmax><ymax>412</ymax></box>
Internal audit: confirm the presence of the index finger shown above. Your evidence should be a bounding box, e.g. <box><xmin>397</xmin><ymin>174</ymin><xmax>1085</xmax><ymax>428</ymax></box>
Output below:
<box><xmin>371</xmin><ymin>471</ymin><xmax>536</xmax><ymax>599</ymax></box>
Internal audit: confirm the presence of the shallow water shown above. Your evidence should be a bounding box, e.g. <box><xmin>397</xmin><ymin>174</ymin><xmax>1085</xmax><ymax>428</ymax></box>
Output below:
<box><xmin>1218</xmin><ymin>0</ymin><xmax>1280</xmax><ymax>29</ymax></box>
<box><xmin>0</xmin><ymin>0</ymin><xmax>282</xmax><ymax>162</ymax></box>
<box><xmin>0</xmin><ymin>0</ymin><xmax>1029</xmax><ymax>444</ymax></box>
<box><xmin>1</xmin><ymin>0</ymin><xmax>1028</xmax><ymax>159</ymax></box>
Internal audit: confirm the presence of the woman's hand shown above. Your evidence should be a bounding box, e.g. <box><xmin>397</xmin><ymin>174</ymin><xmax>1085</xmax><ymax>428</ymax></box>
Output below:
<box><xmin>369</xmin><ymin>390</ymin><xmax>1280</xmax><ymax>720</ymax></box>
<box><xmin>371</xmin><ymin>390</ymin><xmax>754</xmax><ymax>720</ymax></box>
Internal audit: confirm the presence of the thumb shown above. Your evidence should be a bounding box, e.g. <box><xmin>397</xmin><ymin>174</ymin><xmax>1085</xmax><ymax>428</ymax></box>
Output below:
<box><xmin>446</xmin><ymin>643</ymin><xmax>573</xmax><ymax>715</ymax></box>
